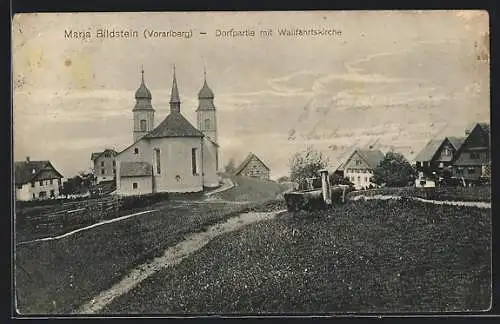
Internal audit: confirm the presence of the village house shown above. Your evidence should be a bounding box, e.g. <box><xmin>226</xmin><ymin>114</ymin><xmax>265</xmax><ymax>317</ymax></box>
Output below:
<box><xmin>234</xmin><ymin>153</ymin><xmax>271</xmax><ymax>180</ymax></box>
<box><xmin>114</xmin><ymin>67</ymin><xmax>220</xmax><ymax>196</ymax></box>
<box><xmin>451</xmin><ymin>122</ymin><xmax>490</xmax><ymax>185</ymax></box>
<box><xmin>339</xmin><ymin>149</ymin><xmax>385</xmax><ymax>190</ymax></box>
<box><xmin>90</xmin><ymin>148</ymin><xmax>118</xmax><ymax>183</ymax></box>
<box><xmin>414</xmin><ymin>136</ymin><xmax>465</xmax><ymax>177</ymax></box>
<box><xmin>14</xmin><ymin>157</ymin><xmax>64</xmax><ymax>201</ymax></box>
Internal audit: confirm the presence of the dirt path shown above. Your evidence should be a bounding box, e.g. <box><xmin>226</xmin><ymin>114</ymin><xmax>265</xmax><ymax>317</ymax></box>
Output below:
<box><xmin>350</xmin><ymin>194</ymin><xmax>491</xmax><ymax>209</ymax></box>
<box><xmin>73</xmin><ymin>209</ymin><xmax>286</xmax><ymax>315</ymax></box>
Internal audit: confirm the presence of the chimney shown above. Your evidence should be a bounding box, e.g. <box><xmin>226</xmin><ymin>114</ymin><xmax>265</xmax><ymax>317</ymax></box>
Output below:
<box><xmin>26</xmin><ymin>156</ymin><xmax>30</xmax><ymax>163</ymax></box>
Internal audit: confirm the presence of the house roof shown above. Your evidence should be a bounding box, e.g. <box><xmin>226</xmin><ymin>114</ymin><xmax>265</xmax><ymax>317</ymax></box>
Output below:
<box><xmin>414</xmin><ymin>139</ymin><xmax>444</xmax><ymax>162</ymax></box>
<box><xmin>234</xmin><ymin>152</ymin><xmax>270</xmax><ymax>175</ymax></box>
<box><xmin>90</xmin><ymin>149</ymin><xmax>118</xmax><ymax>161</ymax></box>
<box><xmin>145</xmin><ymin>113</ymin><xmax>204</xmax><ymax>138</ymax></box>
<box><xmin>466</xmin><ymin>122</ymin><xmax>490</xmax><ymax>135</ymax></box>
<box><xmin>14</xmin><ymin>160</ymin><xmax>63</xmax><ymax>185</ymax></box>
<box><xmin>120</xmin><ymin>161</ymin><xmax>153</xmax><ymax>177</ymax></box>
<box><xmin>447</xmin><ymin>136</ymin><xmax>466</xmax><ymax>151</ymax></box>
<box><xmin>349</xmin><ymin>149</ymin><xmax>385</xmax><ymax>169</ymax></box>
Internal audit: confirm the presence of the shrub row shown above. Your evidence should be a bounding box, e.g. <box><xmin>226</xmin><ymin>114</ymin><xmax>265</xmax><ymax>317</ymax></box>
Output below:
<box><xmin>347</xmin><ymin>186</ymin><xmax>491</xmax><ymax>202</ymax></box>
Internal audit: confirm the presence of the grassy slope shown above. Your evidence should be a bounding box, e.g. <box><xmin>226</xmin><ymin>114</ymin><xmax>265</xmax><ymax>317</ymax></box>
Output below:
<box><xmin>15</xmin><ymin>176</ymin><xmax>288</xmax><ymax>315</ymax></box>
<box><xmin>216</xmin><ymin>176</ymin><xmax>288</xmax><ymax>202</ymax></box>
<box><xmin>104</xmin><ymin>199</ymin><xmax>491</xmax><ymax>314</ymax></box>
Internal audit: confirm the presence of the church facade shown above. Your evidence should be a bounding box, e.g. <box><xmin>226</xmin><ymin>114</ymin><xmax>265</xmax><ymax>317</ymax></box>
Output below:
<box><xmin>115</xmin><ymin>67</ymin><xmax>220</xmax><ymax>196</ymax></box>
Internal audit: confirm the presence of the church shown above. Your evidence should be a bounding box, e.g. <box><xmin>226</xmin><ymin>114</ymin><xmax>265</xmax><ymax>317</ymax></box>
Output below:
<box><xmin>114</xmin><ymin>66</ymin><xmax>220</xmax><ymax>196</ymax></box>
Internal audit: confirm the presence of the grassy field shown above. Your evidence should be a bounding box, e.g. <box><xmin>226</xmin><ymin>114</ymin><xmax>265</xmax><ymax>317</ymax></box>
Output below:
<box><xmin>103</xmin><ymin>199</ymin><xmax>492</xmax><ymax>314</ymax></box>
<box><xmin>217</xmin><ymin>176</ymin><xmax>289</xmax><ymax>202</ymax></box>
<box><xmin>15</xmin><ymin>176</ymin><xmax>288</xmax><ymax>315</ymax></box>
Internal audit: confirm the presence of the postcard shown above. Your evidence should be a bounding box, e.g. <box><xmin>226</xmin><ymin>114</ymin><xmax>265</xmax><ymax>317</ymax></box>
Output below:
<box><xmin>12</xmin><ymin>10</ymin><xmax>491</xmax><ymax>316</ymax></box>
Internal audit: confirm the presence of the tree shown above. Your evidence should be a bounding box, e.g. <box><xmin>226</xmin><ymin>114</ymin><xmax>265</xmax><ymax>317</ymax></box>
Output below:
<box><xmin>289</xmin><ymin>146</ymin><xmax>329</xmax><ymax>189</ymax></box>
<box><xmin>224</xmin><ymin>158</ymin><xmax>236</xmax><ymax>174</ymax></box>
<box><xmin>276</xmin><ymin>175</ymin><xmax>291</xmax><ymax>183</ymax></box>
<box><xmin>329</xmin><ymin>173</ymin><xmax>354</xmax><ymax>187</ymax></box>
<box><xmin>372</xmin><ymin>151</ymin><xmax>417</xmax><ymax>187</ymax></box>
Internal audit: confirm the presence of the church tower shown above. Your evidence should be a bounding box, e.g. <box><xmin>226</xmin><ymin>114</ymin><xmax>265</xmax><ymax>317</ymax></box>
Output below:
<box><xmin>196</xmin><ymin>68</ymin><xmax>218</xmax><ymax>143</ymax></box>
<box><xmin>170</xmin><ymin>65</ymin><xmax>181</xmax><ymax>114</ymax></box>
<box><xmin>133</xmin><ymin>67</ymin><xmax>155</xmax><ymax>142</ymax></box>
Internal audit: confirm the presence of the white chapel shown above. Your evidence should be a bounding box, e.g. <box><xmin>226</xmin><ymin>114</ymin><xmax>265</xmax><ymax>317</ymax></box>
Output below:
<box><xmin>114</xmin><ymin>66</ymin><xmax>220</xmax><ymax>196</ymax></box>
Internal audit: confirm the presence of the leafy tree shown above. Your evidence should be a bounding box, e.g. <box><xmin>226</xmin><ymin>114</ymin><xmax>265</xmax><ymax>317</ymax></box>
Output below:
<box><xmin>224</xmin><ymin>158</ymin><xmax>236</xmax><ymax>174</ymax></box>
<box><xmin>276</xmin><ymin>175</ymin><xmax>291</xmax><ymax>183</ymax></box>
<box><xmin>289</xmin><ymin>146</ymin><xmax>329</xmax><ymax>189</ymax></box>
<box><xmin>329</xmin><ymin>173</ymin><xmax>354</xmax><ymax>187</ymax></box>
<box><xmin>372</xmin><ymin>151</ymin><xmax>417</xmax><ymax>187</ymax></box>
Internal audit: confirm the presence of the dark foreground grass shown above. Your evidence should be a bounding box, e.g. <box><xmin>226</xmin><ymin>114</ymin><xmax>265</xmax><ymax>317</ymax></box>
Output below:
<box><xmin>15</xmin><ymin>200</ymin><xmax>266</xmax><ymax>315</ymax></box>
<box><xmin>103</xmin><ymin>199</ymin><xmax>491</xmax><ymax>314</ymax></box>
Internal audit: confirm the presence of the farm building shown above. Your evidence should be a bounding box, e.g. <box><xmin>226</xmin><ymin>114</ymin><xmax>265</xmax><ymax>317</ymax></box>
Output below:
<box><xmin>234</xmin><ymin>153</ymin><xmax>271</xmax><ymax>180</ymax></box>
<box><xmin>414</xmin><ymin>136</ymin><xmax>465</xmax><ymax>178</ymax></box>
<box><xmin>114</xmin><ymin>67</ymin><xmax>220</xmax><ymax>196</ymax></box>
<box><xmin>91</xmin><ymin>148</ymin><xmax>118</xmax><ymax>183</ymax></box>
<box><xmin>340</xmin><ymin>149</ymin><xmax>385</xmax><ymax>190</ymax></box>
<box><xmin>452</xmin><ymin>122</ymin><xmax>490</xmax><ymax>184</ymax></box>
<box><xmin>14</xmin><ymin>157</ymin><xmax>64</xmax><ymax>201</ymax></box>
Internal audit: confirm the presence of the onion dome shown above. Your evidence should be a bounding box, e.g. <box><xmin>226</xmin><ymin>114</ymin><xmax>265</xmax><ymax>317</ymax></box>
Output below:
<box><xmin>135</xmin><ymin>68</ymin><xmax>152</xmax><ymax>99</ymax></box>
<box><xmin>198</xmin><ymin>68</ymin><xmax>214</xmax><ymax>99</ymax></box>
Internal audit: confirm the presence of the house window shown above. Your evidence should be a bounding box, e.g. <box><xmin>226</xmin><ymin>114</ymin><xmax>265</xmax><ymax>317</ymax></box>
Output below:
<box><xmin>50</xmin><ymin>179</ymin><xmax>53</xmax><ymax>185</ymax></box>
<box><xmin>140</xmin><ymin>120</ymin><xmax>147</xmax><ymax>132</ymax></box>
<box><xmin>58</xmin><ymin>179</ymin><xmax>61</xmax><ymax>186</ymax></box>
<box><xmin>31</xmin><ymin>181</ymin><xmax>35</xmax><ymax>188</ymax></box>
<box><xmin>439</xmin><ymin>162</ymin><xmax>444</xmax><ymax>168</ymax></box>
<box><xmin>355</xmin><ymin>160</ymin><xmax>362</xmax><ymax>165</ymax></box>
<box><xmin>32</xmin><ymin>193</ymin><xmax>36</xmax><ymax>199</ymax></box>
<box><xmin>100</xmin><ymin>161</ymin><xmax>104</xmax><ymax>167</ymax></box>
<box><xmin>192</xmin><ymin>148</ymin><xmax>198</xmax><ymax>175</ymax></box>
<box><xmin>155</xmin><ymin>149</ymin><xmax>161</xmax><ymax>174</ymax></box>
<box><xmin>50</xmin><ymin>190</ymin><xmax>55</xmax><ymax>198</ymax></box>
<box><xmin>204</xmin><ymin>118</ymin><xmax>211</xmax><ymax>129</ymax></box>
<box><xmin>39</xmin><ymin>191</ymin><xmax>47</xmax><ymax>198</ymax></box>
<box><xmin>468</xmin><ymin>167</ymin><xmax>476</xmax><ymax>174</ymax></box>
<box><xmin>134</xmin><ymin>148</ymin><xmax>139</xmax><ymax>154</ymax></box>
<box><xmin>456</xmin><ymin>167</ymin><xmax>464</xmax><ymax>175</ymax></box>
<box><xmin>104</xmin><ymin>153</ymin><xmax>110</xmax><ymax>158</ymax></box>
<box><xmin>470</xmin><ymin>152</ymin><xmax>480</xmax><ymax>159</ymax></box>
<box><xmin>443</xmin><ymin>146</ymin><xmax>452</xmax><ymax>156</ymax></box>
<box><xmin>215</xmin><ymin>150</ymin><xmax>219</xmax><ymax>170</ymax></box>
<box><xmin>101</xmin><ymin>169</ymin><xmax>105</xmax><ymax>175</ymax></box>
<box><xmin>357</xmin><ymin>176</ymin><xmax>361</xmax><ymax>182</ymax></box>
<box><xmin>133</xmin><ymin>182</ymin><xmax>138</xmax><ymax>189</ymax></box>
<box><xmin>39</xmin><ymin>180</ymin><xmax>43</xmax><ymax>186</ymax></box>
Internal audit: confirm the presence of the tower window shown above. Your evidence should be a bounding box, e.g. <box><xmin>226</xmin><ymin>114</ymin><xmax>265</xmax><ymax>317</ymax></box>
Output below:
<box><xmin>192</xmin><ymin>148</ymin><xmax>198</xmax><ymax>175</ymax></box>
<box><xmin>204</xmin><ymin>118</ymin><xmax>211</xmax><ymax>129</ymax></box>
<box><xmin>101</xmin><ymin>161</ymin><xmax>104</xmax><ymax>167</ymax></box>
<box><xmin>155</xmin><ymin>148</ymin><xmax>161</xmax><ymax>174</ymax></box>
<box><xmin>140</xmin><ymin>120</ymin><xmax>147</xmax><ymax>132</ymax></box>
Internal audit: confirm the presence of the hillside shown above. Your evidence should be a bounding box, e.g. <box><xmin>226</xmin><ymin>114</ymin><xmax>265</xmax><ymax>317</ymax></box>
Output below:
<box><xmin>214</xmin><ymin>175</ymin><xmax>288</xmax><ymax>202</ymax></box>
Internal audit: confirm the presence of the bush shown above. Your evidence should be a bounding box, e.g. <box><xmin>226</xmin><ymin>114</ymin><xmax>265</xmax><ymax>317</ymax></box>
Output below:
<box><xmin>120</xmin><ymin>193</ymin><xmax>170</xmax><ymax>210</ymax></box>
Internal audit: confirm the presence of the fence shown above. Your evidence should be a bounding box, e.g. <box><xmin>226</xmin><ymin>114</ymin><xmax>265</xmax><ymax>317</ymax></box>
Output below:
<box><xmin>16</xmin><ymin>196</ymin><xmax>123</xmax><ymax>236</ymax></box>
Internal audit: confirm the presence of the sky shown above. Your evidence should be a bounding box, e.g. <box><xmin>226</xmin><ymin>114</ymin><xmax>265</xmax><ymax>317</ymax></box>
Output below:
<box><xmin>12</xmin><ymin>11</ymin><xmax>490</xmax><ymax>179</ymax></box>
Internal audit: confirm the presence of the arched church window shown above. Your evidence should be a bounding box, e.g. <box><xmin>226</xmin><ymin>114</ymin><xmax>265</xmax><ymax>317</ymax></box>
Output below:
<box><xmin>204</xmin><ymin>118</ymin><xmax>211</xmax><ymax>129</ymax></box>
<box><xmin>140</xmin><ymin>120</ymin><xmax>147</xmax><ymax>132</ymax></box>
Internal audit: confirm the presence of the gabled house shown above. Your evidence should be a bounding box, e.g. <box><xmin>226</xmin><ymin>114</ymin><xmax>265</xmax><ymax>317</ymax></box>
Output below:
<box><xmin>452</xmin><ymin>122</ymin><xmax>490</xmax><ymax>184</ymax></box>
<box><xmin>414</xmin><ymin>136</ymin><xmax>465</xmax><ymax>177</ymax></box>
<box><xmin>14</xmin><ymin>157</ymin><xmax>64</xmax><ymax>201</ymax></box>
<box><xmin>91</xmin><ymin>148</ymin><xmax>118</xmax><ymax>183</ymax></box>
<box><xmin>234</xmin><ymin>152</ymin><xmax>271</xmax><ymax>180</ymax></box>
<box><xmin>342</xmin><ymin>149</ymin><xmax>385</xmax><ymax>190</ymax></box>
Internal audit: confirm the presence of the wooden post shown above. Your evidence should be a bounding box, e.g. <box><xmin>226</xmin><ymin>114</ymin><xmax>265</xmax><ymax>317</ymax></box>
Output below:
<box><xmin>319</xmin><ymin>169</ymin><xmax>331</xmax><ymax>205</ymax></box>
